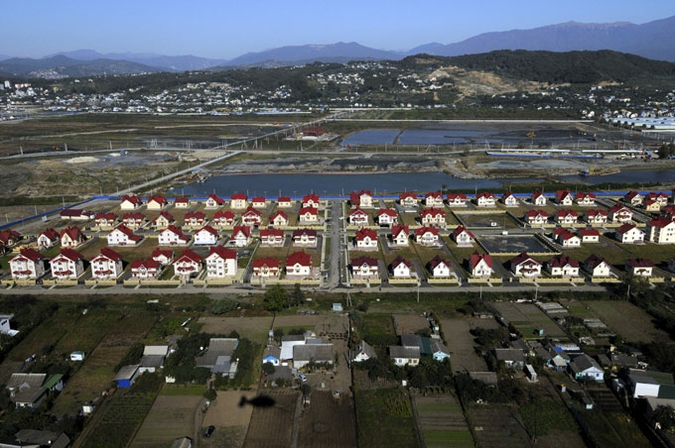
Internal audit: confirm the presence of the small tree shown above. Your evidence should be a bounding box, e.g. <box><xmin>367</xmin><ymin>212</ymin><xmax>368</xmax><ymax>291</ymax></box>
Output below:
<box><xmin>262</xmin><ymin>362</ymin><xmax>276</xmax><ymax>375</ymax></box>
<box><xmin>289</xmin><ymin>283</ymin><xmax>305</xmax><ymax>307</ymax></box>
<box><xmin>264</xmin><ymin>285</ymin><xmax>288</xmax><ymax>313</ymax></box>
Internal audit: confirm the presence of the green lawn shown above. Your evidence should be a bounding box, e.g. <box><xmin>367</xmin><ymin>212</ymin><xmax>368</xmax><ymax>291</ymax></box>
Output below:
<box><xmin>423</xmin><ymin>430</ymin><xmax>473</xmax><ymax>446</ymax></box>
<box><xmin>355</xmin><ymin>388</ymin><xmax>420</xmax><ymax>448</ymax></box>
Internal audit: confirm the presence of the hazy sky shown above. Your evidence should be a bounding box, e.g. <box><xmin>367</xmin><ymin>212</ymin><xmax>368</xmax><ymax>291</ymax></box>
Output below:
<box><xmin>3</xmin><ymin>0</ymin><xmax>674</xmax><ymax>59</ymax></box>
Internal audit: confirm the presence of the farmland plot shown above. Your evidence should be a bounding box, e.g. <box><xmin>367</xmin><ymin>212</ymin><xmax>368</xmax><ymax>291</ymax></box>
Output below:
<box><xmin>468</xmin><ymin>404</ymin><xmax>532</xmax><ymax>448</ymax></box>
<box><xmin>199</xmin><ymin>316</ymin><xmax>273</xmax><ymax>345</ymax></box>
<box><xmin>492</xmin><ymin>302</ymin><xmax>566</xmax><ymax>339</ymax></box>
<box><xmin>413</xmin><ymin>394</ymin><xmax>473</xmax><ymax>448</ymax></box>
<box><xmin>243</xmin><ymin>390</ymin><xmax>299</xmax><ymax>448</ymax></box>
<box><xmin>440</xmin><ymin>318</ymin><xmax>492</xmax><ymax>373</ymax></box>
<box><xmin>586</xmin><ymin>300</ymin><xmax>671</xmax><ymax>344</ymax></box>
<box><xmin>131</xmin><ymin>395</ymin><xmax>202</xmax><ymax>448</ymax></box>
<box><xmin>297</xmin><ymin>391</ymin><xmax>357</xmax><ymax>448</ymax></box>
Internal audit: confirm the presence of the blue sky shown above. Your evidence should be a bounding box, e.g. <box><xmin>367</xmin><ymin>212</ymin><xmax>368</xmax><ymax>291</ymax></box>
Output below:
<box><xmin>3</xmin><ymin>0</ymin><xmax>674</xmax><ymax>59</ymax></box>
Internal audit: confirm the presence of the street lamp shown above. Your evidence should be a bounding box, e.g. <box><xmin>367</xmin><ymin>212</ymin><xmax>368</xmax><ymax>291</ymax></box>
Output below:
<box><xmin>417</xmin><ymin>279</ymin><xmax>421</xmax><ymax>304</ymax></box>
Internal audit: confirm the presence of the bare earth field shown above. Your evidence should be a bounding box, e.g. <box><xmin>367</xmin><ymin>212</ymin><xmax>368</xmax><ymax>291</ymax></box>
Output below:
<box><xmin>468</xmin><ymin>404</ymin><xmax>532</xmax><ymax>448</ymax></box>
<box><xmin>440</xmin><ymin>317</ymin><xmax>495</xmax><ymax>373</ymax></box>
<box><xmin>297</xmin><ymin>391</ymin><xmax>357</xmax><ymax>448</ymax></box>
<box><xmin>243</xmin><ymin>390</ymin><xmax>299</xmax><ymax>448</ymax></box>
<box><xmin>200</xmin><ymin>391</ymin><xmax>255</xmax><ymax>448</ymax></box>
<box><xmin>131</xmin><ymin>395</ymin><xmax>202</xmax><ymax>448</ymax></box>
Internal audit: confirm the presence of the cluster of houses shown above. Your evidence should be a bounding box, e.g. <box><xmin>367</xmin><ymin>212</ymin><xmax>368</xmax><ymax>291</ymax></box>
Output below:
<box><xmin>262</xmin><ymin>331</ymin><xmax>335</xmax><ymax>371</ymax></box>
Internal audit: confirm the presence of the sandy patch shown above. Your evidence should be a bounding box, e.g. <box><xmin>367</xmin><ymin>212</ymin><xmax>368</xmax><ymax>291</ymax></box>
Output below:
<box><xmin>204</xmin><ymin>390</ymin><xmax>255</xmax><ymax>427</ymax></box>
<box><xmin>66</xmin><ymin>156</ymin><xmax>99</xmax><ymax>164</ymax></box>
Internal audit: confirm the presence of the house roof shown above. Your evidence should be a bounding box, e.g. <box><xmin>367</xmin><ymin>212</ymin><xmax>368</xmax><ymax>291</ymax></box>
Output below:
<box><xmin>286</xmin><ymin>250</ymin><xmax>311</xmax><ymax>267</ymax></box>
<box><xmin>185</xmin><ymin>211</ymin><xmax>206</xmax><ymax>220</ymax></box>
<box><xmin>112</xmin><ymin>224</ymin><xmax>135</xmax><ymax>237</ymax></box>
<box><xmin>271</xmin><ymin>210</ymin><xmax>288</xmax><ymax>220</ymax></box>
<box><xmin>114</xmin><ymin>364</ymin><xmax>140</xmax><ymax>381</ymax></box>
<box><xmin>415</xmin><ymin>226</ymin><xmax>439</xmax><ymax>237</ymax></box>
<box><xmin>391</xmin><ymin>256</ymin><xmax>411</xmax><ymax>269</ymax></box>
<box><xmin>355</xmin><ymin>340</ymin><xmax>377</xmax><ymax>359</ymax></box>
<box><xmin>278</xmin><ymin>196</ymin><xmax>291</xmax><ymax>202</ymax></box>
<box><xmin>53</xmin><ymin>248</ymin><xmax>84</xmax><ymax>262</ymax></box>
<box><xmin>584</xmin><ymin>254</ymin><xmax>609</xmax><ymax>269</ymax></box>
<box><xmin>174</xmin><ymin>249</ymin><xmax>201</xmax><ymax>264</ymax></box>
<box><xmin>263</xmin><ymin>345</ymin><xmax>281</xmax><ymax>360</ymax></box>
<box><xmin>174</xmin><ymin>196</ymin><xmax>190</xmax><ymax>204</ymax></box>
<box><xmin>121</xmin><ymin>195</ymin><xmax>141</xmax><ymax>205</ymax></box>
<box><xmin>511</xmin><ymin>252</ymin><xmax>540</xmax><ymax>267</ymax></box>
<box><xmin>377</xmin><ymin>208</ymin><xmax>397</xmax><ymax>217</ymax></box>
<box><xmin>95</xmin><ymin>211</ymin><xmax>117</xmax><ymax>220</ymax></box>
<box><xmin>569</xmin><ymin>353</ymin><xmax>602</xmax><ymax>374</ymax></box>
<box><xmin>355</xmin><ymin>228</ymin><xmax>377</xmax><ymax>240</ymax></box>
<box><xmin>96</xmin><ymin>247</ymin><xmax>123</xmax><ymax>262</ymax></box>
<box><xmin>151</xmin><ymin>247</ymin><xmax>173</xmax><ymax>260</ymax></box>
<box><xmin>214</xmin><ymin>210</ymin><xmax>236</xmax><ymax>219</ymax></box>
<box><xmin>494</xmin><ymin>348</ymin><xmax>525</xmax><ymax>362</ymax></box>
<box><xmin>39</xmin><ymin>228</ymin><xmax>59</xmax><ymax>240</ymax></box>
<box><xmin>208</xmin><ymin>193</ymin><xmax>225</xmax><ymax>204</ymax></box>
<box><xmin>196</xmin><ymin>225</ymin><xmax>218</xmax><ymax>236</ymax></box>
<box><xmin>428</xmin><ymin>255</ymin><xmax>450</xmax><ymax>270</ymax></box>
<box><xmin>452</xmin><ymin>225</ymin><xmax>474</xmax><ymax>238</ymax></box>
<box><xmin>299</xmin><ymin>206</ymin><xmax>318</xmax><ymax>215</ymax></box>
<box><xmin>233</xmin><ymin>225</ymin><xmax>251</xmax><ymax>237</ymax></box>
<box><xmin>154</xmin><ymin>211</ymin><xmax>175</xmax><ymax>222</ymax></box>
<box><xmin>391</xmin><ymin>225</ymin><xmax>409</xmax><ymax>238</ymax></box>
<box><xmin>351</xmin><ymin>256</ymin><xmax>378</xmax><ymax>268</ymax></box>
<box><xmin>420</xmin><ymin>207</ymin><xmax>445</xmax><ymax>217</ymax></box>
<box><xmin>60</xmin><ymin>226</ymin><xmax>83</xmax><ymax>240</ymax></box>
<box><xmin>549</xmin><ymin>255</ymin><xmax>579</xmax><ymax>268</ymax></box>
<box><xmin>302</xmin><ymin>193</ymin><xmax>320</xmax><ymax>203</ymax></box>
<box><xmin>7</xmin><ymin>373</ymin><xmax>46</xmax><ymax>390</ymax></box>
<box><xmin>627</xmin><ymin>258</ymin><xmax>654</xmax><ymax>268</ymax></box>
<box><xmin>123</xmin><ymin>211</ymin><xmax>145</xmax><ymax>220</ymax></box>
<box><xmin>469</xmin><ymin>252</ymin><xmax>493</xmax><ymax>269</ymax></box>
<box><xmin>207</xmin><ymin>245</ymin><xmax>236</xmax><ymax>260</ymax></box>
<box><xmin>349</xmin><ymin>206</ymin><xmax>369</xmax><ymax>217</ymax></box>
<box><xmin>231</xmin><ymin>193</ymin><xmax>248</xmax><ymax>200</ymax></box>
<box><xmin>131</xmin><ymin>259</ymin><xmax>161</xmax><ymax>270</ymax></box>
<box><xmin>242</xmin><ymin>206</ymin><xmax>262</xmax><ymax>217</ymax></box>
<box><xmin>261</xmin><ymin>228</ymin><xmax>285</xmax><ymax>238</ymax></box>
<box><xmin>293</xmin><ymin>344</ymin><xmax>334</xmax><ymax>362</ymax></box>
<box><xmin>617</xmin><ymin>223</ymin><xmax>642</xmax><ymax>234</ymax></box>
<box><xmin>15</xmin><ymin>247</ymin><xmax>43</xmax><ymax>262</ymax></box>
<box><xmin>253</xmin><ymin>257</ymin><xmax>280</xmax><ymax>269</ymax></box>
<box><xmin>399</xmin><ymin>192</ymin><xmax>418</xmax><ymax>200</ymax></box>
<box><xmin>292</xmin><ymin>228</ymin><xmax>317</xmax><ymax>238</ymax></box>
<box><xmin>577</xmin><ymin>228</ymin><xmax>600</xmax><ymax>237</ymax></box>
<box><xmin>389</xmin><ymin>345</ymin><xmax>420</xmax><ymax>359</ymax></box>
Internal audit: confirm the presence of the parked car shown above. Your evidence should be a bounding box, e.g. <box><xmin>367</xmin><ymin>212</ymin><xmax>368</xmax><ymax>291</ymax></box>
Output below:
<box><xmin>299</xmin><ymin>374</ymin><xmax>307</xmax><ymax>382</ymax></box>
<box><xmin>204</xmin><ymin>425</ymin><xmax>215</xmax><ymax>437</ymax></box>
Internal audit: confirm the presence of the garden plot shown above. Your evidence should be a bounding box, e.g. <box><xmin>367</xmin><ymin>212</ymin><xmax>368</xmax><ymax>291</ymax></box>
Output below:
<box><xmin>393</xmin><ymin>314</ymin><xmax>430</xmax><ymax>336</ymax></box>
<box><xmin>297</xmin><ymin>391</ymin><xmax>357</xmax><ymax>448</ymax></box>
<box><xmin>586</xmin><ymin>300</ymin><xmax>672</xmax><ymax>344</ymax></box>
<box><xmin>468</xmin><ymin>404</ymin><xmax>532</xmax><ymax>448</ymax></box>
<box><xmin>492</xmin><ymin>302</ymin><xmax>566</xmax><ymax>340</ymax></box>
<box><xmin>131</xmin><ymin>395</ymin><xmax>202</xmax><ymax>448</ymax></box>
<box><xmin>243</xmin><ymin>390</ymin><xmax>299</xmax><ymax>448</ymax></box>
<box><xmin>413</xmin><ymin>394</ymin><xmax>474</xmax><ymax>448</ymax></box>
<box><xmin>199</xmin><ymin>316</ymin><xmax>273</xmax><ymax>345</ymax></box>
<box><xmin>440</xmin><ymin>318</ymin><xmax>492</xmax><ymax>373</ymax></box>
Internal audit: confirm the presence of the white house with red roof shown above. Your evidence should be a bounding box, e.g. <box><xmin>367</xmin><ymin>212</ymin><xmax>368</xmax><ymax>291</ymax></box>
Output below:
<box><xmin>399</xmin><ymin>192</ymin><xmax>418</xmax><ymax>207</ymax></box>
<box><xmin>351</xmin><ymin>256</ymin><xmax>379</xmax><ymax>279</ymax></box>
<box><xmin>355</xmin><ymin>228</ymin><xmax>378</xmax><ymax>250</ymax></box>
<box><xmin>173</xmin><ymin>249</ymin><xmax>202</xmax><ymax>279</ymax></box>
<box><xmin>555</xmin><ymin>210</ymin><xmax>579</xmax><ymax>225</ymax></box>
<box><xmin>158</xmin><ymin>225</ymin><xmax>191</xmax><ymax>246</ymax></box>
<box><xmin>9</xmin><ymin>248</ymin><xmax>47</xmax><ymax>280</ymax></box>
<box><xmin>525</xmin><ymin>209</ymin><xmax>549</xmax><ymax>226</ymax></box>
<box><xmin>647</xmin><ymin>217</ymin><xmax>675</xmax><ymax>244</ymax></box>
<box><xmin>131</xmin><ymin>259</ymin><xmax>161</xmax><ymax>280</ymax></box>
<box><xmin>548</xmin><ymin>255</ymin><xmax>580</xmax><ymax>277</ymax></box>
<box><xmin>94</xmin><ymin>212</ymin><xmax>118</xmax><ymax>230</ymax></box>
<box><xmin>51</xmin><ymin>248</ymin><xmax>85</xmax><ymax>280</ymax></box>
<box><xmin>452</xmin><ymin>225</ymin><xmax>475</xmax><ymax>246</ymax></box>
<box><xmin>302</xmin><ymin>193</ymin><xmax>320</xmax><ymax>209</ymax></box>
<box><xmin>90</xmin><ymin>248</ymin><xmax>124</xmax><ymax>281</ymax></box>
<box><xmin>376</xmin><ymin>208</ymin><xmax>398</xmax><ymax>227</ymax></box>
<box><xmin>252</xmin><ymin>257</ymin><xmax>280</xmax><ymax>278</ymax></box>
<box><xmin>151</xmin><ymin>248</ymin><xmax>174</xmax><ymax>266</ymax></box>
<box><xmin>286</xmin><ymin>251</ymin><xmax>312</xmax><ymax>278</ymax></box>
<box><xmin>60</xmin><ymin>209</ymin><xmax>94</xmax><ymax>221</ymax></box>
<box><xmin>147</xmin><ymin>196</ymin><xmax>168</xmax><ymax>210</ymax></box>
<box><xmin>583</xmin><ymin>255</ymin><xmax>612</xmax><ymax>278</ymax></box>
<box><xmin>501</xmin><ymin>191</ymin><xmax>519</xmax><ymax>207</ymax></box>
<box><xmin>626</xmin><ymin>258</ymin><xmax>654</xmax><ymax>278</ymax></box>
<box><xmin>644</xmin><ymin>199</ymin><xmax>661</xmax><ymax>213</ymax></box>
<box><xmin>242</xmin><ymin>206</ymin><xmax>263</xmax><ymax>227</ymax></box>
<box><xmin>391</xmin><ymin>225</ymin><xmax>410</xmax><ymax>246</ymax></box>
<box><xmin>576</xmin><ymin>192</ymin><xmax>596</xmax><ymax>206</ymax></box>
<box><xmin>260</xmin><ymin>228</ymin><xmax>285</xmax><ymax>246</ymax></box>
<box><xmin>609</xmin><ymin>204</ymin><xmax>633</xmax><ymax>223</ymax></box>
<box><xmin>152</xmin><ymin>211</ymin><xmax>175</xmax><ymax>230</ymax></box>
<box><xmin>531</xmin><ymin>190</ymin><xmax>547</xmax><ymax>206</ymax></box>
<box><xmin>0</xmin><ymin>229</ymin><xmax>21</xmax><ymax>250</ymax></box>
<box><xmin>420</xmin><ymin>208</ymin><xmax>445</xmax><ymax>227</ymax></box>
<box><xmin>108</xmin><ymin>224</ymin><xmax>142</xmax><ymax>246</ymax></box>
<box><xmin>60</xmin><ymin>227</ymin><xmax>85</xmax><ymax>248</ymax></box>
<box><xmin>174</xmin><ymin>196</ymin><xmax>191</xmax><ymax>208</ymax></box>
<box><xmin>469</xmin><ymin>252</ymin><xmax>493</xmax><ymax>278</ymax></box>
<box><xmin>204</xmin><ymin>194</ymin><xmax>225</xmax><ymax>209</ymax></box>
<box><xmin>585</xmin><ymin>209</ymin><xmax>608</xmax><ymax>226</ymax></box>
<box><xmin>213</xmin><ymin>210</ymin><xmax>236</xmax><ymax>228</ymax></box>
<box><xmin>205</xmin><ymin>246</ymin><xmax>237</xmax><ymax>279</ymax></box>
<box><xmin>415</xmin><ymin>226</ymin><xmax>440</xmax><ymax>246</ymax></box>
<box><xmin>36</xmin><ymin>228</ymin><xmax>59</xmax><ymax>249</ymax></box>
<box><xmin>475</xmin><ymin>192</ymin><xmax>496</xmax><ymax>207</ymax></box>
<box><xmin>269</xmin><ymin>210</ymin><xmax>289</xmax><ymax>228</ymax></box>
<box><xmin>446</xmin><ymin>192</ymin><xmax>468</xmax><ymax>207</ymax></box>
<box><xmin>231</xmin><ymin>226</ymin><xmax>251</xmax><ymax>247</ymax></box>
<box><xmin>122</xmin><ymin>212</ymin><xmax>145</xmax><ymax>230</ymax></box>
<box><xmin>349</xmin><ymin>207</ymin><xmax>370</xmax><ymax>226</ymax></box>
<box><xmin>391</xmin><ymin>256</ymin><xmax>412</xmax><ymax>278</ymax></box>
<box><xmin>424</xmin><ymin>192</ymin><xmax>444</xmax><ymax>207</ymax></box>
<box><xmin>120</xmin><ymin>195</ymin><xmax>142</xmax><ymax>210</ymax></box>
<box><xmin>556</xmin><ymin>190</ymin><xmax>574</xmax><ymax>206</ymax></box>
<box><xmin>194</xmin><ymin>225</ymin><xmax>219</xmax><ymax>245</ymax></box>
<box><xmin>350</xmin><ymin>190</ymin><xmax>373</xmax><ymax>208</ymax></box>
<box><xmin>577</xmin><ymin>228</ymin><xmax>600</xmax><ymax>243</ymax></box>
<box><xmin>554</xmin><ymin>228</ymin><xmax>581</xmax><ymax>247</ymax></box>
<box><xmin>616</xmin><ymin>224</ymin><xmax>645</xmax><ymax>244</ymax></box>
<box><xmin>252</xmin><ymin>196</ymin><xmax>267</xmax><ymax>209</ymax></box>
<box><xmin>277</xmin><ymin>196</ymin><xmax>293</xmax><ymax>208</ymax></box>
<box><xmin>428</xmin><ymin>255</ymin><xmax>451</xmax><ymax>278</ymax></box>
<box><xmin>624</xmin><ymin>190</ymin><xmax>643</xmax><ymax>206</ymax></box>
<box><xmin>292</xmin><ymin>228</ymin><xmax>317</xmax><ymax>247</ymax></box>
<box><xmin>230</xmin><ymin>193</ymin><xmax>248</xmax><ymax>209</ymax></box>
<box><xmin>648</xmin><ymin>192</ymin><xmax>669</xmax><ymax>206</ymax></box>
<box><xmin>511</xmin><ymin>252</ymin><xmax>542</xmax><ymax>278</ymax></box>
<box><xmin>299</xmin><ymin>206</ymin><xmax>319</xmax><ymax>224</ymax></box>
<box><xmin>184</xmin><ymin>211</ymin><xmax>207</xmax><ymax>229</ymax></box>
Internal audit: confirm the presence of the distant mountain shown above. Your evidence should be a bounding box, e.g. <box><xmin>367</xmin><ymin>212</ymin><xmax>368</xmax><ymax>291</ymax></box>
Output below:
<box><xmin>46</xmin><ymin>50</ymin><xmax>228</xmax><ymax>72</ymax></box>
<box><xmin>0</xmin><ymin>54</ymin><xmax>10</xmax><ymax>62</ymax></box>
<box><xmin>0</xmin><ymin>55</ymin><xmax>159</xmax><ymax>78</ymax></box>
<box><xmin>409</xmin><ymin>15</ymin><xmax>675</xmax><ymax>62</ymax></box>
<box><xmin>225</xmin><ymin>42</ymin><xmax>403</xmax><ymax>67</ymax></box>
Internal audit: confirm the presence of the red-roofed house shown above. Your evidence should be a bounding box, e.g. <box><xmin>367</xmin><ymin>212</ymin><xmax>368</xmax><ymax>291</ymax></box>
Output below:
<box><xmin>286</xmin><ymin>251</ymin><xmax>312</xmax><ymax>277</ymax></box>
<box><xmin>108</xmin><ymin>224</ymin><xmax>142</xmax><ymax>246</ymax></box>
<box><xmin>624</xmin><ymin>190</ymin><xmax>643</xmax><ymax>206</ymax></box>
<box><xmin>420</xmin><ymin>208</ymin><xmax>445</xmax><ymax>227</ymax></box>
<box><xmin>60</xmin><ymin>209</ymin><xmax>94</xmax><ymax>221</ymax></box>
<box><xmin>647</xmin><ymin>217</ymin><xmax>675</xmax><ymax>244</ymax></box>
<box><xmin>94</xmin><ymin>212</ymin><xmax>118</xmax><ymax>230</ymax></box>
<box><xmin>151</xmin><ymin>248</ymin><xmax>174</xmax><ymax>266</ymax></box>
<box><xmin>0</xmin><ymin>229</ymin><xmax>21</xmax><ymax>250</ymax></box>
<box><xmin>547</xmin><ymin>255</ymin><xmax>580</xmax><ymax>278</ymax></box>
<box><xmin>390</xmin><ymin>256</ymin><xmax>412</xmax><ymax>278</ymax></box>
<box><xmin>377</xmin><ymin>208</ymin><xmax>398</xmax><ymax>227</ymax></box>
<box><xmin>269</xmin><ymin>210</ymin><xmax>289</xmax><ymax>228</ymax></box>
<box><xmin>205</xmin><ymin>246</ymin><xmax>237</xmax><ymax>279</ymax></box>
<box><xmin>173</xmin><ymin>249</ymin><xmax>202</xmax><ymax>279</ymax></box>
<box><xmin>122</xmin><ymin>212</ymin><xmax>146</xmax><ymax>230</ymax></box>
<box><xmin>648</xmin><ymin>192</ymin><xmax>669</xmax><ymax>206</ymax></box>
<box><xmin>51</xmin><ymin>248</ymin><xmax>85</xmax><ymax>280</ymax></box>
<box><xmin>292</xmin><ymin>228</ymin><xmax>317</xmax><ymax>247</ymax></box>
<box><xmin>415</xmin><ymin>226</ymin><xmax>440</xmax><ymax>246</ymax></box>
<box><xmin>174</xmin><ymin>196</ymin><xmax>191</xmax><ymax>208</ymax></box>
<box><xmin>120</xmin><ymin>195</ymin><xmax>142</xmax><ymax>210</ymax></box>
<box><xmin>147</xmin><ymin>196</ymin><xmax>168</xmax><ymax>210</ymax></box>
<box><xmin>531</xmin><ymin>190</ymin><xmax>547</xmax><ymax>206</ymax></box>
<box><xmin>131</xmin><ymin>259</ymin><xmax>162</xmax><ymax>279</ymax></box>
<box><xmin>616</xmin><ymin>224</ymin><xmax>645</xmax><ymax>244</ymax></box>
<box><xmin>585</xmin><ymin>209</ymin><xmax>608</xmax><ymax>226</ymax></box>
<box><xmin>475</xmin><ymin>192</ymin><xmax>496</xmax><ymax>207</ymax></box>
<box><xmin>252</xmin><ymin>196</ymin><xmax>267</xmax><ymax>209</ymax></box>
<box><xmin>60</xmin><ymin>227</ymin><xmax>85</xmax><ymax>248</ymax></box>
<box><xmin>555</xmin><ymin>210</ymin><xmax>579</xmax><ymax>225</ymax></box>
<box><xmin>260</xmin><ymin>228</ymin><xmax>285</xmax><ymax>246</ymax></box>
<box><xmin>428</xmin><ymin>255</ymin><xmax>451</xmax><ymax>278</ymax></box>
<box><xmin>452</xmin><ymin>225</ymin><xmax>475</xmax><ymax>246</ymax></box>
<box><xmin>158</xmin><ymin>225</ymin><xmax>191</xmax><ymax>246</ymax></box>
<box><xmin>424</xmin><ymin>192</ymin><xmax>444</xmax><ymax>207</ymax></box>
<box><xmin>469</xmin><ymin>252</ymin><xmax>493</xmax><ymax>278</ymax></box>
<box><xmin>399</xmin><ymin>192</ymin><xmax>418</xmax><ymax>207</ymax></box>
<box><xmin>277</xmin><ymin>196</ymin><xmax>293</xmax><ymax>208</ymax></box>
<box><xmin>609</xmin><ymin>204</ymin><xmax>633</xmax><ymax>223</ymax></box>
<box><xmin>205</xmin><ymin>194</ymin><xmax>225</xmax><ymax>209</ymax></box>
<box><xmin>194</xmin><ymin>225</ymin><xmax>219</xmax><ymax>245</ymax></box>
<box><xmin>213</xmin><ymin>210</ymin><xmax>236</xmax><ymax>228</ymax></box>
<box><xmin>299</xmin><ymin>206</ymin><xmax>319</xmax><ymax>224</ymax></box>
<box><xmin>576</xmin><ymin>192</ymin><xmax>596</xmax><ymax>206</ymax></box>
<box><xmin>525</xmin><ymin>209</ymin><xmax>549</xmax><ymax>226</ymax></box>
<box><xmin>644</xmin><ymin>199</ymin><xmax>661</xmax><ymax>213</ymax></box>
<box><xmin>626</xmin><ymin>258</ymin><xmax>654</xmax><ymax>278</ymax></box>
<box><xmin>349</xmin><ymin>207</ymin><xmax>370</xmax><ymax>226</ymax></box>
<box><xmin>302</xmin><ymin>193</ymin><xmax>320</xmax><ymax>209</ymax></box>
<box><xmin>501</xmin><ymin>191</ymin><xmax>518</xmax><ymax>207</ymax></box>
<box><xmin>391</xmin><ymin>225</ymin><xmax>410</xmax><ymax>246</ymax></box>
<box><xmin>184</xmin><ymin>211</ymin><xmax>207</xmax><ymax>228</ymax></box>
<box><xmin>584</xmin><ymin>254</ymin><xmax>612</xmax><ymax>278</ymax></box>
<box><xmin>36</xmin><ymin>228</ymin><xmax>58</xmax><ymax>249</ymax></box>
<box><xmin>577</xmin><ymin>228</ymin><xmax>600</xmax><ymax>243</ymax></box>
<box><xmin>350</xmin><ymin>190</ymin><xmax>373</xmax><ymax>208</ymax></box>
<box><xmin>242</xmin><ymin>206</ymin><xmax>263</xmax><ymax>227</ymax></box>
<box><xmin>9</xmin><ymin>248</ymin><xmax>47</xmax><ymax>280</ymax></box>
<box><xmin>231</xmin><ymin>226</ymin><xmax>251</xmax><ymax>247</ymax></box>
<box><xmin>351</xmin><ymin>256</ymin><xmax>379</xmax><ymax>279</ymax></box>
<box><xmin>554</xmin><ymin>228</ymin><xmax>581</xmax><ymax>247</ymax></box>
<box><xmin>252</xmin><ymin>257</ymin><xmax>280</xmax><ymax>278</ymax></box>
<box><xmin>446</xmin><ymin>192</ymin><xmax>468</xmax><ymax>207</ymax></box>
<box><xmin>511</xmin><ymin>252</ymin><xmax>542</xmax><ymax>278</ymax></box>
<box><xmin>230</xmin><ymin>193</ymin><xmax>248</xmax><ymax>209</ymax></box>
<box><xmin>556</xmin><ymin>190</ymin><xmax>574</xmax><ymax>206</ymax></box>
<box><xmin>152</xmin><ymin>211</ymin><xmax>175</xmax><ymax>230</ymax></box>
<box><xmin>90</xmin><ymin>248</ymin><xmax>124</xmax><ymax>280</ymax></box>
<box><xmin>355</xmin><ymin>228</ymin><xmax>378</xmax><ymax>250</ymax></box>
